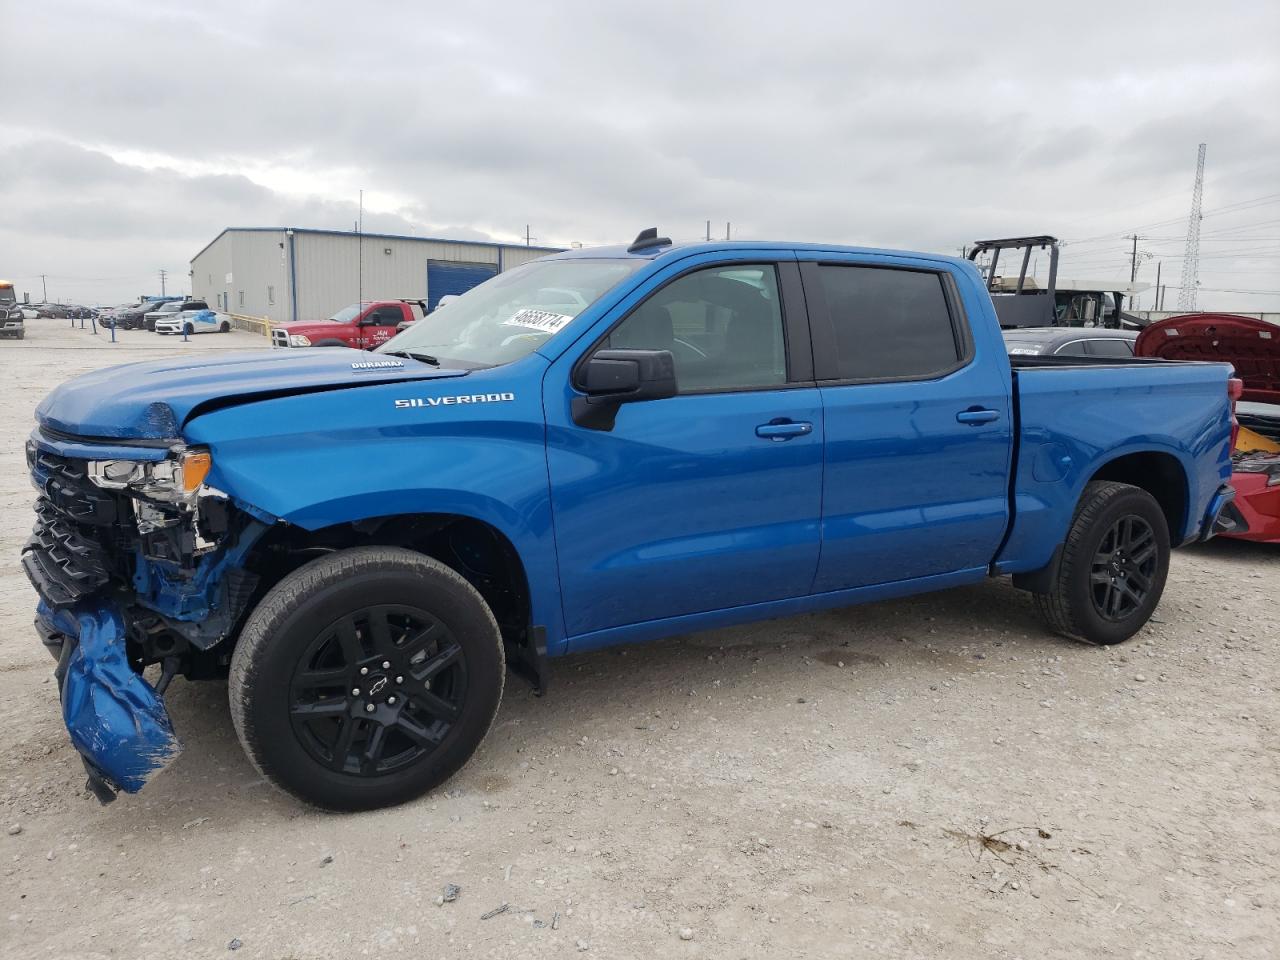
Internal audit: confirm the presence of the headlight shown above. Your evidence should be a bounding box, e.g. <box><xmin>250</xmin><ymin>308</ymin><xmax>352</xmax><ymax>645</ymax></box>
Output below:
<box><xmin>289</xmin><ymin>334</ymin><xmax>311</xmax><ymax>347</ymax></box>
<box><xmin>1234</xmin><ymin>457</ymin><xmax>1280</xmax><ymax>487</ymax></box>
<box><xmin>88</xmin><ymin>447</ymin><xmax>213</xmax><ymax>502</ymax></box>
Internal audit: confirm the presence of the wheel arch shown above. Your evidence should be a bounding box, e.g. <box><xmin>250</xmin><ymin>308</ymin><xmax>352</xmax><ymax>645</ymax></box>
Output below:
<box><xmin>1085</xmin><ymin>449</ymin><xmax>1189</xmax><ymax>542</ymax></box>
<box><xmin>244</xmin><ymin>508</ymin><xmax>551</xmax><ymax>691</ymax></box>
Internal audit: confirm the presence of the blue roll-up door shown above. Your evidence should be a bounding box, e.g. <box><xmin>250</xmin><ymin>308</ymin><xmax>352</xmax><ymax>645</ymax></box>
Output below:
<box><xmin>426</xmin><ymin>260</ymin><xmax>499</xmax><ymax>311</ymax></box>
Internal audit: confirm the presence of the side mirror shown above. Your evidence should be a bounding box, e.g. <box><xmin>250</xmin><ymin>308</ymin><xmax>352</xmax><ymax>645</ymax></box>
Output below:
<box><xmin>572</xmin><ymin>349</ymin><xmax>677</xmax><ymax>430</ymax></box>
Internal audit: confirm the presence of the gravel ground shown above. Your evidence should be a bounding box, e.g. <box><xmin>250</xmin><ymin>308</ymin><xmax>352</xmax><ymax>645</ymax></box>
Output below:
<box><xmin>1</xmin><ymin>320</ymin><xmax>1277</xmax><ymax>959</ymax></box>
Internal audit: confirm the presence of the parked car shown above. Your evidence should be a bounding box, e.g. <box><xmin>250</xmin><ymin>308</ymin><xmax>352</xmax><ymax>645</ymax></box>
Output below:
<box><xmin>1135</xmin><ymin>313</ymin><xmax>1280</xmax><ymax>543</ymax></box>
<box><xmin>1002</xmin><ymin>327</ymin><xmax>1137</xmax><ymax>358</ymax></box>
<box><xmin>143</xmin><ymin>299</ymin><xmax>189</xmax><ymax>331</ymax></box>
<box><xmin>23</xmin><ymin>230</ymin><xmax>1238</xmax><ymax>809</ymax></box>
<box><xmin>154</xmin><ymin>303</ymin><xmax>231</xmax><ymax>335</ymax></box>
<box><xmin>271</xmin><ymin>300</ymin><xmax>426</xmax><ymax>349</ymax></box>
<box><xmin>32</xmin><ymin>302</ymin><xmax>71</xmax><ymax>320</ymax></box>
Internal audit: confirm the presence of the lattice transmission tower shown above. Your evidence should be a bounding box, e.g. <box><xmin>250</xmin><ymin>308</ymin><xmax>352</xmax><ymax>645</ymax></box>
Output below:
<box><xmin>1176</xmin><ymin>143</ymin><xmax>1206</xmax><ymax>310</ymax></box>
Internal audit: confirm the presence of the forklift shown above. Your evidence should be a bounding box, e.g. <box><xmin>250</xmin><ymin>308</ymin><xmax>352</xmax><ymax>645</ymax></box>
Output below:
<box><xmin>967</xmin><ymin>235</ymin><xmax>1147</xmax><ymax>329</ymax></box>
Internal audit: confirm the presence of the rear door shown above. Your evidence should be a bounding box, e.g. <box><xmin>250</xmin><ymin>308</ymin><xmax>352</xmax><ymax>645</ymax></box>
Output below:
<box><xmin>545</xmin><ymin>255</ymin><xmax>824</xmax><ymax>643</ymax></box>
<box><xmin>800</xmin><ymin>256</ymin><xmax>1013</xmax><ymax>590</ymax></box>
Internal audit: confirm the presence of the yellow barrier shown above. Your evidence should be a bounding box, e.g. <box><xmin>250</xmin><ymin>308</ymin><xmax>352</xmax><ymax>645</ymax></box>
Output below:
<box><xmin>228</xmin><ymin>314</ymin><xmax>273</xmax><ymax>339</ymax></box>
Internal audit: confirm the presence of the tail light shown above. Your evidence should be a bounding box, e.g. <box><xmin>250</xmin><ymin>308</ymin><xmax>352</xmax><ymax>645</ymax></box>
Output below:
<box><xmin>1228</xmin><ymin>377</ymin><xmax>1243</xmax><ymax>452</ymax></box>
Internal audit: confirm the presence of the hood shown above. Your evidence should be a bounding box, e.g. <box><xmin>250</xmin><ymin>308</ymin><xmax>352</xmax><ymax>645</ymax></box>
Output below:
<box><xmin>274</xmin><ymin>320</ymin><xmax>347</xmax><ymax>333</ymax></box>
<box><xmin>36</xmin><ymin>347</ymin><xmax>468</xmax><ymax>441</ymax></box>
<box><xmin>1135</xmin><ymin>313</ymin><xmax>1280</xmax><ymax>405</ymax></box>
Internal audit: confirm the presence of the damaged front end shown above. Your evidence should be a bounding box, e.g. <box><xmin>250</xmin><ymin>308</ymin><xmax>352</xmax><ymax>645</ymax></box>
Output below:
<box><xmin>22</xmin><ymin>434</ymin><xmax>272</xmax><ymax>801</ymax></box>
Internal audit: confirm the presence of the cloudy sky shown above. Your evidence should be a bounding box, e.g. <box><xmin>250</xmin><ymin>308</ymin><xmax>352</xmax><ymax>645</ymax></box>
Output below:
<box><xmin>2</xmin><ymin>0</ymin><xmax>1277</xmax><ymax>310</ymax></box>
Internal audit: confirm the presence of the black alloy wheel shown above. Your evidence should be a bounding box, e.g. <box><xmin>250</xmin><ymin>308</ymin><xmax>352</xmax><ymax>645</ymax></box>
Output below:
<box><xmin>288</xmin><ymin>604</ymin><xmax>467</xmax><ymax>777</ymax></box>
<box><xmin>1089</xmin><ymin>515</ymin><xmax>1158</xmax><ymax>622</ymax></box>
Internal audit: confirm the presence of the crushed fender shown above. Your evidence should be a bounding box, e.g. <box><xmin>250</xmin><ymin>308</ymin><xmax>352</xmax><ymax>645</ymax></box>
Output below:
<box><xmin>41</xmin><ymin>601</ymin><xmax>181</xmax><ymax>800</ymax></box>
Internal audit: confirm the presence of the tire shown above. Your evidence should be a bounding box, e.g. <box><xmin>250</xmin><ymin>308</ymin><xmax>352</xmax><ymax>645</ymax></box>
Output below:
<box><xmin>219</xmin><ymin>321</ymin><xmax>230</xmax><ymax>333</ymax></box>
<box><xmin>229</xmin><ymin>546</ymin><xmax>505</xmax><ymax>810</ymax></box>
<box><xmin>1033</xmin><ymin>481</ymin><xmax>1170</xmax><ymax>645</ymax></box>
<box><xmin>183</xmin><ymin>322</ymin><xmax>193</xmax><ymax>336</ymax></box>
<box><xmin>313</xmin><ymin>338</ymin><xmax>347</xmax><ymax>347</ymax></box>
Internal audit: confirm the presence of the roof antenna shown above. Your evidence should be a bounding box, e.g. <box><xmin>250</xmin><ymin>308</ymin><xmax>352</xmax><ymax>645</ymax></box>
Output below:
<box><xmin>627</xmin><ymin>227</ymin><xmax>672</xmax><ymax>253</ymax></box>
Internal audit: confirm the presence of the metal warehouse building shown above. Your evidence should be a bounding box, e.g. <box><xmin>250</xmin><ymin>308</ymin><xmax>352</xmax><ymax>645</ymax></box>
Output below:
<box><xmin>190</xmin><ymin>228</ymin><xmax>562</xmax><ymax>324</ymax></box>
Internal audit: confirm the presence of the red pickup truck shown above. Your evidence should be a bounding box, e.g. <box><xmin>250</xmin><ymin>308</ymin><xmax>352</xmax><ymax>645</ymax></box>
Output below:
<box><xmin>270</xmin><ymin>300</ymin><xmax>425</xmax><ymax>349</ymax></box>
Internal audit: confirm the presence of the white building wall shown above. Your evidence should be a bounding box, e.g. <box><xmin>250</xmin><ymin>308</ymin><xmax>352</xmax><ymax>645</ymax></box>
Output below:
<box><xmin>190</xmin><ymin>232</ymin><xmax>233</xmax><ymax>309</ymax></box>
<box><xmin>229</xmin><ymin>230</ymin><xmax>291</xmax><ymax>323</ymax></box>
<box><xmin>190</xmin><ymin>229</ymin><xmax>561</xmax><ymax>324</ymax></box>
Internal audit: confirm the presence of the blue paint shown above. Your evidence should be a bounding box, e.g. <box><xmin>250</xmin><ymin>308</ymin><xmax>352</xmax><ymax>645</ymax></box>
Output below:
<box><xmin>39</xmin><ymin>601</ymin><xmax>179</xmax><ymax>793</ymax></box>
<box><xmin>130</xmin><ymin>517</ymin><xmax>269</xmax><ymax>640</ymax></box>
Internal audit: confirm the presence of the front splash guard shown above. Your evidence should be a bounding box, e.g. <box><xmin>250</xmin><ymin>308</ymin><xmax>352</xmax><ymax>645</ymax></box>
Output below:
<box><xmin>39</xmin><ymin>601</ymin><xmax>180</xmax><ymax>802</ymax></box>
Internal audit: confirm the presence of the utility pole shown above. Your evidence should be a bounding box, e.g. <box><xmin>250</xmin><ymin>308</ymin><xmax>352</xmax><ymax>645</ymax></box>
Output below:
<box><xmin>1128</xmin><ymin>235</ymin><xmax>1140</xmax><ymax>284</ymax></box>
<box><xmin>357</xmin><ymin>189</ymin><xmax>364</xmax><ymax>307</ymax></box>
<box><xmin>159</xmin><ymin>269</ymin><xmax>167</xmax><ymax>296</ymax></box>
<box><xmin>1153</xmin><ymin>261</ymin><xmax>1161</xmax><ymax>312</ymax></box>
<box><xmin>41</xmin><ymin>274</ymin><xmax>47</xmax><ymax>302</ymax></box>
<box><xmin>725</xmin><ymin>222</ymin><xmax>731</xmax><ymax>241</ymax></box>
<box><xmin>705</xmin><ymin>220</ymin><xmax>711</xmax><ymax>242</ymax></box>
<box><xmin>525</xmin><ymin>225</ymin><xmax>535</xmax><ymax>247</ymax></box>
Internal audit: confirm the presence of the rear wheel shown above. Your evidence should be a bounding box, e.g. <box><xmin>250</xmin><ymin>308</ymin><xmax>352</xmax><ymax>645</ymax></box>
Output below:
<box><xmin>229</xmin><ymin>547</ymin><xmax>505</xmax><ymax>810</ymax></box>
<box><xmin>183</xmin><ymin>322</ymin><xmax>193</xmax><ymax>335</ymax></box>
<box><xmin>1033</xmin><ymin>481</ymin><xmax>1170</xmax><ymax>645</ymax></box>
<box><xmin>219</xmin><ymin>321</ymin><xmax>231</xmax><ymax>333</ymax></box>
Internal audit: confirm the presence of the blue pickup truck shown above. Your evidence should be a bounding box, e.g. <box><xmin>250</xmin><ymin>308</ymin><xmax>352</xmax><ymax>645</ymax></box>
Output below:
<box><xmin>23</xmin><ymin>231</ymin><xmax>1238</xmax><ymax>809</ymax></box>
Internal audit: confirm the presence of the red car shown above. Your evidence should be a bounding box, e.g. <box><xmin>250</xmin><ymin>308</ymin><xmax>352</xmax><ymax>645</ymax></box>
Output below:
<box><xmin>270</xmin><ymin>300</ymin><xmax>425</xmax><ymax>350</ymax></box>
<box><xmin>1136</xmin><ymin>313</ymin><xmax>1280</xmax><ymax>543</ymax></box>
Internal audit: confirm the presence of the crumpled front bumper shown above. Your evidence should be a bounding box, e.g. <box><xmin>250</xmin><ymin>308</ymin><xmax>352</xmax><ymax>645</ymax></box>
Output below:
<box><xmin>37</xmin><ymin>600</ymin><xmax>180</xmax><ymax>803</ymax></box>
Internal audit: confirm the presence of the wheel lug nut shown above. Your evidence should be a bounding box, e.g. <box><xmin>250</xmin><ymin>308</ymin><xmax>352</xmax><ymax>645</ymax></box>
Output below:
<box><xmin>424</xmin><ymin>680</ymin><xmax>431</xmax><ymax>691</ymax></box>
<box><xmin>381</xmin><ymin>661</ymin><xmax>391</xmax><ymax>669</ymax></box>
<box><xmin>360</xmin><ymin>667</ymin><xmax>369</xmax><ymax>676</ymax></box>
<box><xmin>388</xmin><ymin>696</ymin><xmax>397</xmax><ymax>705</ymax></box>
<box><xmin>365</xmin><ymin>704</ymin><xmax>375</xmax><ymax>713</ymax></box>
<box><xmin>395</xmin><ymin>675</ymin><xmax>403</xmax><ymax>684</ymax></box>
<box><xmin>352</xmin><ymin>688</ymin><xmax>360</xmax><ymax>696</ymax></box>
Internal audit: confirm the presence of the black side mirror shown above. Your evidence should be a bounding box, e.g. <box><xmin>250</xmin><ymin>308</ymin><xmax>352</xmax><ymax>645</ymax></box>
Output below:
<box><xmin>572</xmin><ymin>349</ymin><xmax>677</xmax><ymax>430</ymax></box>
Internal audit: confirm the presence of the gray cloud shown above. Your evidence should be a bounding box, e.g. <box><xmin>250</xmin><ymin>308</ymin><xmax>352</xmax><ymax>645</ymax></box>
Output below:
<box><xmin>1</xmin><ymin>0</ymin><xmax>1277</xmax><ymax>308</ymax></box>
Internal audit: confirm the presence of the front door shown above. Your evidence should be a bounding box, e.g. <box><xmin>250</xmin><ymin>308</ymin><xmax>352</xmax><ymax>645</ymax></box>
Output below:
<box><xmin>545</xmin><ymin>258</ymin><xmax>824</xmax><ymax>643</ymax></box>
<box><xmin>359</xmin><ymin>304</ymin><xmax>404</xmax><ymax>349</ymax></box>
<box><xmin>800</xmin><ymin>256</ymin><xmax>1013</xmax><ymax>591</ymax></box>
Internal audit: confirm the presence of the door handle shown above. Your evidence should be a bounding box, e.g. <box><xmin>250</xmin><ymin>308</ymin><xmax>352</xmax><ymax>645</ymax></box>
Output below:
<box><xmin>756</xmin><ymin>420</ymin><xmax>813</xmax><ymax>440</ymax></box>
<box><xmin>956</xmin><ymin>408</ymin><xmax>1000</xmax><ymax>425</ymax></box>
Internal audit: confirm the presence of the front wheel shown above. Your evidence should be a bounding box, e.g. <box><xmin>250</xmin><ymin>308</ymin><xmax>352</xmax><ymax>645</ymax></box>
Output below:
<box><xmin>1033</xmin><ymin>481</ymin><xmax>1170</xmax><ymax>645</ymax></box>
<box><xmin>229</xmin><ymin>547</ymin><xmax>505</xmax><ymax>810</ymax></box>
<box><xmin>219</xmin><ymin>321</ymin><xmax>230</xmax><ymax>333</ymax></box>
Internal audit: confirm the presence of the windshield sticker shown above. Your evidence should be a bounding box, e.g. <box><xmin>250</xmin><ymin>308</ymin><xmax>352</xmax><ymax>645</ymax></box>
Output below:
<box><xmin>352</xmin><ymin>359</ymin><xmax>405</xmax><ymax>370</ymax></box>
<box><xmin>502</xmin><ymin>309</ymin><xmax>573</xmax><ymax>334</ymax></box>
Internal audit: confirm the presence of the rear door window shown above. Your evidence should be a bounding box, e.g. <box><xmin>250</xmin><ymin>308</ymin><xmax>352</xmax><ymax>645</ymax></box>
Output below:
<box><xmin>814</xmin><ymin>266</ymin><xmax>962</xmax><ymax>380</ymax></box>
<box><xmin>1086</xmin><ymin>338</ymin><xmax>1135</xmax><ymax>358</ymax></box>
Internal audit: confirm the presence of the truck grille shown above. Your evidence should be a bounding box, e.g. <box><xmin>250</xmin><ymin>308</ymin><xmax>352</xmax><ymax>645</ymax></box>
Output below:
<box><xmin>23</xmin><ymin>449</ymin><xmax>136</xmax><ymax>608</ymax></box>
<box><xmin>272</xmin><ymin>329</ymin><xmax>290</xmax><ymax>347</ymax></box>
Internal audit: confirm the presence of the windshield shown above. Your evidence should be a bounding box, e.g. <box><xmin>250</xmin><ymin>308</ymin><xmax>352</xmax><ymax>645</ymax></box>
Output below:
<box><xmin>155</xmin><ymin>301</ymin><xmax>182</xmax><ymax>313</ymax></box>
<box><xmin>328</xmin><ymin>304</ymin><xmax>362</xmax><ymax>323</ymax></box>
<box><xmin>377</xmin><ymin>258</ymin><xmax>641</xmax><ymax>367</ymax></box>
<box><xmin>0</xmin><ymin>285</ymin><xmax>15</xmax><ymax>308</ymax></box>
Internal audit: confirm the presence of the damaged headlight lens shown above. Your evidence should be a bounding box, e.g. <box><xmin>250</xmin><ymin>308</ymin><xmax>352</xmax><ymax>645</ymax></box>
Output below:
<box><xmin>1234</xmin><ymin>457</ymin><xmax>1280</xmax><ymax>487</ymax></box>
<box><xmin>288</xmin><ymin>334</ymin><xmax>312</xmax><ymax>347</ymax></box>
<box><xmin>88</xmin><ymin>447</ymin><xmax>213</xmax><ymax>502</ymax></box>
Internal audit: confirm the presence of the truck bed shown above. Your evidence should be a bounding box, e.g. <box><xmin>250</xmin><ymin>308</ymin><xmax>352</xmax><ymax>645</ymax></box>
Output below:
<box><xmin>996</xmin><ymin>356</ymin><xmax>1235</xmax><ymax>575</ymax></box>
